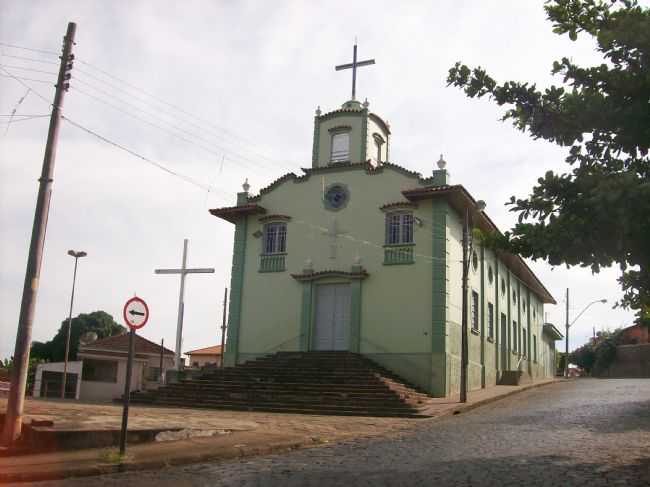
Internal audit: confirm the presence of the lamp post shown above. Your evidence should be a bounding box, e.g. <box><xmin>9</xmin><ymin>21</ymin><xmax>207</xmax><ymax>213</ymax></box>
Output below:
<box><xmin>460</xmin><ymin>199</ymin><xmax>486</xmax><ymax>403</ymax></box>
<box><xmin>563</xmin><ymin>291</ymin><xmax>607</xmax><ymax>378</ymax></box>
<box><xmin>61</xmin><ymin>250</ymin><xmax>87</xmax><ymax>399</ymax></box>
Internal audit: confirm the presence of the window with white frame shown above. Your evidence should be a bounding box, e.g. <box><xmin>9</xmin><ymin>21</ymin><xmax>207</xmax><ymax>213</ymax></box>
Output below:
<box><xmin>522</xmin><ymin>328</ymin><xmax>527</xmax><ymax>357</ymax></box>
<box><xmin>385</xmin><ymin>212</ymin><xmax>414</xmax><ymax>245</ymax></box>
<box><xmin>330</xmin><ymin>132</ymin><xmax>350</xmax><ymax>163</ymax></box>
<box><xmin>263</xmin><ymin>222</ymin><xmax>287</xmax><ymax>255</ymax></box>
<box><xmin>471</xmin><ymin>291</ymin><xmax>479</xmax><ymax>331</ymax></box>
<box><xmin>512</xmin><ymin>320</ymin><xmax>518</xmax><ymax>351</ymax></box>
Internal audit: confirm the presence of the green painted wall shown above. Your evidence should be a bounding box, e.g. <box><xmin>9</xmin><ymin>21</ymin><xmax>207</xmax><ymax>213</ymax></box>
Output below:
<box><xmin>235</xmin><ymin>165</ymin><xmax>437</xmax><ymax>391</ymax></box>
<box><xmin>223</xmin><ymin>158</ymin><xmax>558</xmax><ymax>395</ymax></box>
<box><xmin>316</xmin><ymin>113</ymin><xmax>367</xmax><ymax>166</ymax></box>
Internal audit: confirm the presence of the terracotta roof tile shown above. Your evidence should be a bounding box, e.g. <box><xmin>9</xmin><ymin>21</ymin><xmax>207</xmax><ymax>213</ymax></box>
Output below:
<box><xmin>209</xmin><ymin>203</ymin><xmax>266</xmax><ymax>223</ymax></box>
<box><xmin>186</xmin><ymin>345</ymin><xmax>223</xmax><ymax>356</ymax></box>
<box><xmin>79</xmin><ymin>333</ymin><xmax>174</xmax><ymax>355</ymax></box>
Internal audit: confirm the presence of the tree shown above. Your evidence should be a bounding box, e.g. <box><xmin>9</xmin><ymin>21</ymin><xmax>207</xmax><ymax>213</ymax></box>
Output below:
<box><xmin>30</xmin><ymin>311</ymin><xmax>125</xmax><ymax>362</ymax></box>
<box><xmin>447</xmin><ymin>0</ymin><xmax>650</xmax><ymax>323</ymax></box>
<box><xmin>569</xmin><ymin>328</ymin><xmax>622</xmax><ymax>374</ymax></box>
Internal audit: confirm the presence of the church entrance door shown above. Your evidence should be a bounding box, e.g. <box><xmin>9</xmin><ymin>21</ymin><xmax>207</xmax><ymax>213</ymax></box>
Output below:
<box><xmin>313</xmin><ymin>284</ymin><xmax>351</xmax><ymax>351</ymax></box>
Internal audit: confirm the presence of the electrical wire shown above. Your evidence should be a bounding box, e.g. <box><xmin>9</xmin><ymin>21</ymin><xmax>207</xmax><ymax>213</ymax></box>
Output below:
<box><xmin>0</xmin><ymin>64</ymin><xmax>58</xmax><ymax>76</ymax></box>
<box><xmin>0</xmin><ymin>115</ymin><xmax>49</xmax><ymax>124</ymax></box>
<box><xmin>0</xmin><ymin>66</ymin><xmax>52</xmax><ymax>104</ymax></box>
<box><xmin>61</xmin><ymin>115</ymin><xmax>232</xmax><ymax>199</ymax></box>
<box><xmin>0</xmin><ymin>53</ymin><xmax>59</xmax><ymax>65</ymax></box>
<box><xmin>70</xmin><ymin>84</ymin><xmax>280</xmax><ymax>175</ymax></box>
<box><xmin>0</xmin><ymin>42</ymin><xmax>58</xmax><ymax>56</ymax></box>
<box><xmin>74</xmin><ymin>60</ymin><xmax>303</xmax><ymax>170</ymax></box>
<box><xmin>70</xmin><ymin>77</ymin><xmax>282</xmax><ymax>173</ymax></box>
<box><xmin>0</xmin><ymin>73</ymin><xmax>53</xmax><ymax>84</ymax></box>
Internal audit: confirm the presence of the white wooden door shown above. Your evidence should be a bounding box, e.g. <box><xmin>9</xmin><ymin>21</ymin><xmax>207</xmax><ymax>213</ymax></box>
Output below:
<box><xmin>313</xmin><ymin>284</ymin><xmax>351</xmax><ymax>351</ymax></box>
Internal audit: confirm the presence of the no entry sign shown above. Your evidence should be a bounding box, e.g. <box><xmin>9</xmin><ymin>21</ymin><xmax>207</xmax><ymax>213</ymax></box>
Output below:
<box><xmin>123</xmin><ymin>296</ymin><xmax>149</xmax><ymax>330</ymax></box>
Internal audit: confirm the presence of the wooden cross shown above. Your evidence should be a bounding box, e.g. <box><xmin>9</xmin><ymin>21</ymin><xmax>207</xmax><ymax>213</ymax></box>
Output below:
<box><xmin>322</xmin><ymin>217</ymin><xmax>347</xmax><ymax>259</ymax></box>
<box><xmin>335</xmin><ymin>42</ymin><xmax>375</xmax><ymax>101</ymax></box>
<box><xmin>155</xmin><ymin>239</ymin><xmax>215</xmax><ymax>370</ymax></box>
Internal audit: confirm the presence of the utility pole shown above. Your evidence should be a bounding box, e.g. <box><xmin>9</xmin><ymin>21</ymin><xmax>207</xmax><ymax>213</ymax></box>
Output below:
<box><xmin>220</xmin><ymin>287</ymin><xmax>228</xmax><ymax>368</ymax></box>
<box><xmin>159</xmin><ymin>338</ymin><xmax>164</xmax><ymax>384</ymax></box>
<box><xmin>460</xmin><ymin>209</ymin><xmax>469</xmax><ymax>403</ymax></box>
<box><xmin>459</xmin><ymin>200</ymin><xmax>485</xmax><ymax>403</ymax></box>
<box><xmin>564</xmin><ymin>288</ymin><xmax>570</xmax><ymax>378</ymax></box>
<box><xmin>2</xmin><ymin>22</ymin><xmax>76</xmax><ymax>445</ymax></box>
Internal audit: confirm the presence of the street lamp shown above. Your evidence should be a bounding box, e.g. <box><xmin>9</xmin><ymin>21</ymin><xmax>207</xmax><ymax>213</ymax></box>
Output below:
<box><xmin>563</xmin><ymin>290</ymin><xmax>607</xmax><ymax>378</ymax></box>
<box><xmin>460</xmin><ymin>199</ymin><xmax>486</xmax><ymax>403</ymax></box>
<box><xmin>61</xmin><ymin>250</ymin><xmax>87</xmax><ymax>399</ymax></box>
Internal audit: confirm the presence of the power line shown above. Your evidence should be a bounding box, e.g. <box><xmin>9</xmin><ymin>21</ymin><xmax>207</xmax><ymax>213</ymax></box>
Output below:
<box><xmin>71</xmin><ymin>83</ymin><xmax>281</xmax><ymax>175</ymax></box>
<box><xmin>0</xmin><ymin>73</ymin><xmax>53</xmax><ymax>84</ymax></box>
<box><xmin>61</xmin><ymin>115</ymin><xmax>232</xmax><ymax>199</ymax></box>
<box><xmin>75</xmin><ymin>59</ymin><xmax>302</xmax><ymax>170</ymax></box>
<box><xmin>0</xmin><ymin>115</ymin><xmax>49</xmax><ymax>124</ymax></box>
<box><xmin>0</xmin><ymin>42</ymin><xmax>58</xmax><ymax>56</ymax></box>
<box><xmin>0</xmin><ymin>66</ymin><xmax>51</xmax><ymax>104</ymax></box>
<box><xmin>0</xmin><ymin>64</ymin><xmax>58</xmax><ymax>76</ymax></box>
<box><xmin>0</xmin><ymin>53</ymin><xmax>59</xmax><ymax>65</ymax></box>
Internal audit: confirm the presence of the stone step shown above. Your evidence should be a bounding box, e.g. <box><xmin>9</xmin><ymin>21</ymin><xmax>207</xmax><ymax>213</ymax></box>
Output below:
<box><xmin>148</xmin><ymin>392</ymin><xmax>411</xmax><ymax>408</ymax></box>
<box><xmin>163</xmin><ymin>382</ymin><xmax>430</xmax><ymax>401</ymax></box>
<box><xmin>134</xmin><ymin>397</ymin><xmax>424</xmax><ymax>417</ymax></box>
<box><xmin>131</xmin><ymin>351</ymin><xmax>431</xmax><ymax>418</ymax></box>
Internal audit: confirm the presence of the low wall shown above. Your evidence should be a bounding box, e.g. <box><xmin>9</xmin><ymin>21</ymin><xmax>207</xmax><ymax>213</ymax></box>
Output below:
<box><xmin>599</xmin><ymin>343</ymin><xmax>650</xmax><ymax>378</ymax></box>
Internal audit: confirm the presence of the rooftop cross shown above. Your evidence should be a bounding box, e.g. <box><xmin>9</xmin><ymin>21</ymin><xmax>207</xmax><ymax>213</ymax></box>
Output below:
<box><xmin>335</xmin><ymin>42</ymin><xmax>375</xmax><ymax>101</ymax></box>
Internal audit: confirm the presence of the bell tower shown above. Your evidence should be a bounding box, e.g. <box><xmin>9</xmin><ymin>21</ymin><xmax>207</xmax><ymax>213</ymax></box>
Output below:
<box><xmin>311</xmin><ymin>42</ymin><xmax>390</xmax><ymax>168</ymax></box>
<box><xmin>311</xmin><ymin>99</ymin><xmax>391</xmax><ymax>168</ymax></box>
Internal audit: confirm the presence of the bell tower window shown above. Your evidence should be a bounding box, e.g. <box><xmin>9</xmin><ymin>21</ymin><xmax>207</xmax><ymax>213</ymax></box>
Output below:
<box><xmin>330</xmin><ymin>131</ymin><xmax>350</xmax><ymax>163</ymax></box>
<box><xmin>373</xmin><ymin>133</ymin><xmax>385</xmax><ymax>164</ymax></box>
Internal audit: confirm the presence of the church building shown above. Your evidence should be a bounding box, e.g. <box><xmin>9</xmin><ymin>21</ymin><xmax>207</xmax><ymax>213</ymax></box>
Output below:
<box><xmin>210</xmin><ymin>52</ymin><xmax>561</xmax><ymax>397</ymax></box>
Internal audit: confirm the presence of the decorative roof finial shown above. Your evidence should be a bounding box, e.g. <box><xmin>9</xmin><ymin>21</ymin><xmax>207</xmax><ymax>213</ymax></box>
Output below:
<box><xmin>362</xmin><ymin>98</ymin><xmax>369</xmax><ymax>109</ymax></box>
<box><xmin>316</xmin><ymin>105</ymin><xmax>322</xmax><ymax>116</ymax></box>
<box><xmin>242</xmin><ymin>178</ymin><xmax>250</xmax><ymax>193</ymax></box>
<box><xmin>437</xmin><ymin>154</ymin><xmax>447</xmax><ymax>170</ymax></box>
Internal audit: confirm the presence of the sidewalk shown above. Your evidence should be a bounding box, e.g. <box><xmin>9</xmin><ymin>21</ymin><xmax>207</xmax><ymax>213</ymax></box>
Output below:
<box><xmin>0</xmin><ymin>379</ymin><xmax>560</xmax><ymax>483</ymax></box>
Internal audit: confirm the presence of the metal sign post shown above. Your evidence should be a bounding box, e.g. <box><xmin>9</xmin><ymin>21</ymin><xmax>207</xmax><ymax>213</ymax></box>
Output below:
<box><xmin>119</xmin><ymin>296</ymin><xmax>149</xmax><ymax>456</ymax></box>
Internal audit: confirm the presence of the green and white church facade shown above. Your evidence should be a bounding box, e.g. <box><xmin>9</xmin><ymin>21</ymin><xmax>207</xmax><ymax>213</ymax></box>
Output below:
<box><xmin>211</xmin><ymin>97</ymin><xmax>562</xmax><ymax>397</ymax></box>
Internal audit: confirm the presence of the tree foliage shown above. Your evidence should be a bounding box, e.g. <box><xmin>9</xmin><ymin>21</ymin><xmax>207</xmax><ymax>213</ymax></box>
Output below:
<box><xmin>30</xmin><ymin>310</ymin><xmax>124</xmax><ymax>362</ymax></box>
<box><xmin>569</xmin><ymin>328</ymin><xmax>622</xmax><ymax>374</ymax></box>
<box><xmin>447</xmin><ymin>0</ymin><xmax>650</xmax><ymax>322</ymax></box>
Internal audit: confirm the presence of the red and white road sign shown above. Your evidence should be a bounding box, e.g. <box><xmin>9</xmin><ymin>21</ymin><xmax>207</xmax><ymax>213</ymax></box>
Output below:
<box><xmin>123</xmin><ymin>296</ymin><xmax>149</xmax><ymax>330</ymax></box>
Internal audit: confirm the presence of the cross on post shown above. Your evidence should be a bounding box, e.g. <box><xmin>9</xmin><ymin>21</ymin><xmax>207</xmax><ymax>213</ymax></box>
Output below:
<box><xmin>155</xmin><ymin>239</ymin><xmax>215</xmax><ymax>370</ymax></box>
<box><xmin>335</xmin><ymin>42</ymin><xmax>375</xmax><ymax>101</ymax></box>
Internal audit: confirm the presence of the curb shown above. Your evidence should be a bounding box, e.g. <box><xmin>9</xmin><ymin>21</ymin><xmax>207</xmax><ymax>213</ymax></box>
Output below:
<box><xmin>0</xmin><ymin>436</ymin><xmax>313</xmax><ymax>483</ymax></box>
<box><xmin>451</xmin><ymin>379</ymin><xmax>565</xmax><ymax>415</ymax></box>
<box><xmin>0</xmin><ymin>380</ymin><xmax>564</xmax><ymax>483</ymax></box>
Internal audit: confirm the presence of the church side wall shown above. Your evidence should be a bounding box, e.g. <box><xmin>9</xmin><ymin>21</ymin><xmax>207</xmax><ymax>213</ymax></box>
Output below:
<box><xmin>446</xmin><ymin>208</ymin><xmax>553</xmax><ymax>395</ymax></box>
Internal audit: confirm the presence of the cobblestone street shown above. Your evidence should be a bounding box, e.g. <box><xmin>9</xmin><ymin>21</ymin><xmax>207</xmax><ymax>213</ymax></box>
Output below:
<box><xmin>21</xmin><ymin>379</ymin><xmax>650</xmax><ymax>486</ymax></box>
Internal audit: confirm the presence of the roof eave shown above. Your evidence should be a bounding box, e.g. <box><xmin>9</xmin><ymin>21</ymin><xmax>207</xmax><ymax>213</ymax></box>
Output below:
<box><xmin>403</xmin><ymin>185</ymin><xmax>556</xmax><ymax>305</ymax></box>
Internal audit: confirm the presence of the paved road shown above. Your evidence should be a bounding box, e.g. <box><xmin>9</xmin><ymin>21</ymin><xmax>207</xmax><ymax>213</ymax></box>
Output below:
<box><xmin>24</xmin><ymin>379</ymin><xmax>650</xmax><ymax>486</ymax></box>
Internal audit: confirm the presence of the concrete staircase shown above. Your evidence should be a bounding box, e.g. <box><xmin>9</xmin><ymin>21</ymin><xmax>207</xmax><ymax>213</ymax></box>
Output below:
<box><xmin>130</xmin><ymin>351</ymin><xmax>431</xmax><ymax>417</ymax></box>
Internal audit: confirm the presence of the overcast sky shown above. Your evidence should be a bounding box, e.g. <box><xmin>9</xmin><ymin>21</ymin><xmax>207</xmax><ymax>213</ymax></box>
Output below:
<box><xmin>1</xmin><ymin>1</ymin><xmax>639</xmax><ymax>363</ymax></box>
